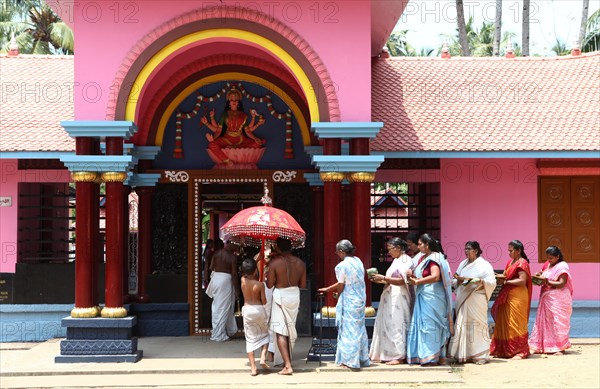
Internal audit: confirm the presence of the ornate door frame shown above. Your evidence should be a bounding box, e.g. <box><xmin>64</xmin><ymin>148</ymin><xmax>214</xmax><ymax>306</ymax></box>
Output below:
<box><xmin>156</xmin><ymin>169</ymin><xmax>306</xmax><ymax>335</ymax></box>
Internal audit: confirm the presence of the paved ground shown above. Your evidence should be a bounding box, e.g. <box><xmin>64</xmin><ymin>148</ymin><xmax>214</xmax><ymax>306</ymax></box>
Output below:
<box><xmin>1</xmin><ymin>337</ymin><xmax>598</xmax><ymax>388</ymax></box>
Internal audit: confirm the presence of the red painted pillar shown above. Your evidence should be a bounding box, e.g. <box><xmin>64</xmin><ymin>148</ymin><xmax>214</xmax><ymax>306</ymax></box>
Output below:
<box><xmin>101</xmin><ymin>137</ymin><xmax>128</xmax><ymax>318</ymax></box>
<box><xmin>350</xmin><ymin>138</ymin><xmax>373</xmax><ymax>305</ymax></box>
<box><xmin>310</xmin><ymin>185</ymin><xmax>324</xmax><ymax>292</ymax></box>
<box><xmin>136</xmin><ymin>186</ymin><xmax>154</xmax><ymax>303</ymax></box>
<box><xmin>321</xmin><ymin>138</ymin><xmax>342</xmax><ymax>307</ymax></box>
<box><xmin>71</xmin><ymin>137</ymin><xmax>99</xmax><ymax>318</ymax></box>
<box><xmin>91</xmin><ymin>141</ymin><xmax>101</xmax><ymax>310</ymax></box>
<box><xmin>341</xmin><ymin>184</ymin><xmax>352</xmax><ymax>241</ymax></box>
<box><xmin>122</xmin><ymin>187</ymin><xmax>131</xmax><ymax>303</ymax></box>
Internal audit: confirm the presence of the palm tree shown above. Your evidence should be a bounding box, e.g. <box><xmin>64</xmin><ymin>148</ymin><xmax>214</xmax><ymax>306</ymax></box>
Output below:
<box><xmin>385</xmin><ymin>30</ymin><xmax>435</xmax><ymax>57</ymax></box>
<box><xmin>442</xmin><ymin>17</ymin><xmax>515</xmax><ymax>57</ymax></box>
<box><xmin>0</xmin><ymin>0</ymin><xmax>73</xmax><ymax>54</ymax></box>
<box><xmin>522</xmin><ymin>0</ymin><xmax>530</xmax><ymax>56</ymax></box>
<box><xmin>386</xmin><ymin>30</ymin><xmax>414</xmax><ymax>56</ymax></box>
<box><xmin>456</xmin><ymin>0</ymin><xmax>471</xmax><ymax>56</ymax></box>
<box><xmin>550</xmin><ymin>38</ymin><xmax>571</xmax><ymax>56</ymax></box>
<box><xmin>582</xmin><ymin>8</ymin><xmax>600</xmax><ymax>52</ymax></box>
<box><xmin>493</xmin><ymin>0</ymin><xmax>503</xmax><ymax>56</ymax></box>
<box><xmin>579</xmin><ymin>0</ymin><xmax>590</xmax><ymax>47</ymax></box>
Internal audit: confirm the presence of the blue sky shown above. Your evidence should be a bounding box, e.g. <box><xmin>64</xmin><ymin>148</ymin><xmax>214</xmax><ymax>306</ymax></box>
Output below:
<box><xmin>395</xmin><ymin>0</ymin><xmax>600</xmax><ymax>55</ymax></box>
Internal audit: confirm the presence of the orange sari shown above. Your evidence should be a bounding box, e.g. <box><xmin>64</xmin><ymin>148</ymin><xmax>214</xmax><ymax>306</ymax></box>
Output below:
<box><xmin>490</xmin><ymin>258</ymin><xmax>532</xmax><ymax>358</ymax></box>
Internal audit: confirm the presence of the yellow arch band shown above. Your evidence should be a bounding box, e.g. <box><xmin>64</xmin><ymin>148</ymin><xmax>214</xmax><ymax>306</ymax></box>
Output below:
<box><xmin>156</xmin><ymin>73</ymin><xmax>310</xmax><ymax>146</ymax></box>
<box><xmin>125</xmin><ymin>29</ymin><xmax>320</xmax><ymax>127</ymax></box>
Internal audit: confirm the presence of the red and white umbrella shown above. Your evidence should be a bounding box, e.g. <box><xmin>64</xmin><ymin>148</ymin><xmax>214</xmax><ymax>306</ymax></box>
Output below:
<box><xmin>220</xmin><ymin>205</ymin><xmax>306</xmax><ymax>249</ymax></box>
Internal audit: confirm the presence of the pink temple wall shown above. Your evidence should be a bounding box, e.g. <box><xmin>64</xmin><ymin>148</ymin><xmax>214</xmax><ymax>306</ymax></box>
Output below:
<box><xmin>66</xmin><ymin>1</ymin><xmax>372</xmax><ymax>122</ymax></box>
<box><xmin>440</xmin><ymin>158</ymin><xmax>599</xmax><ymax>301</ymax></box>
<box><xmin>0</xmin><ymin>160</ymin><xmax>71</xmax><ymax>273</ymax></box>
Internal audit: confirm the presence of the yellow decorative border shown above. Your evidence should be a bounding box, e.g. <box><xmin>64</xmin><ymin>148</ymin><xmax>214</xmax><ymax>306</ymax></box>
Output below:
<box><xmin>155</xmin><ymin>74</ymin><xmax>309</xmax><ymax>146</ymax></box>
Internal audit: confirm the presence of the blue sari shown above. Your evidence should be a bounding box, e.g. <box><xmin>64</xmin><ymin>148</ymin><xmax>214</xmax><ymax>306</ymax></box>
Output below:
<box><xmin>407</xmin><ymin>252</ymin><xmax>454</xmax><ymax>365</ymax></box>
<box><xmin>335</xmin><ymin>256</ymin><xmax>370</xmax><ymax>368</ymax></box>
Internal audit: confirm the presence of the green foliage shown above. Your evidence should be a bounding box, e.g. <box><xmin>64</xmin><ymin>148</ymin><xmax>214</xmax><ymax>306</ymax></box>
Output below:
<box><xmin>440</xmin><ymin>16</ymin><xmax>519</xmax><ymax>57</ymax></box>
<box><xmin>582</xmin><ymin>8</ymin><xmax>600</xmax><ymax>52</ymax></box>
<box><xmin>374</xmin><ymin>182</ymin><xmax>409</xmax><ymax>202</ymax></box>
<box><xmin>550</xmin><ymin>38</ymin><xmax>571</xmax><ymax>56</ymax></box>
<box><xmin>201</xmin><ymin>211</ymin><xmax>211</xmax><ymax>242</ymax></box>
<box><xmin>386</xmin><ymin>30</ymin><xmax>436</xmax><ymax>57</ymax></box>
<box><xmin>0</xmin><ymin>0</ymin><xmax>73</xmax><ymax>54</ymax></box>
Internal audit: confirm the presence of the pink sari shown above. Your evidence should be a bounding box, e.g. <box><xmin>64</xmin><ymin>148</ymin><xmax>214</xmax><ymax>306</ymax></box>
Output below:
<box><xmin>529</xmin><ymin>261</ymin><xmax>573</xmax><ymax>354</ymax></box>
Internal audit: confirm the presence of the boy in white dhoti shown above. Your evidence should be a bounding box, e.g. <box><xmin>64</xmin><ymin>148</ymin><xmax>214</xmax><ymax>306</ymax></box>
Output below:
<box><xmin>241</xmin><ymin>259</ymin><xmax>269</xmax><ymax>376</ymax></box>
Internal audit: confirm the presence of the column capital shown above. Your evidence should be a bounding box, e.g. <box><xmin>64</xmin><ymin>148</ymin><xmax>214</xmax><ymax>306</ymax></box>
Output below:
<box><xmin>312</xmin><ymin>155</ymin><xmax>384</xmax><ymax>173</ymax></box>
<box><xmin>347</xmin><ymin>172</ymin><xmax>376</xmax><ymax>183</ymax></box>
<box><xmin>311</xmin><ymin>122</ymin><xmax>383</xmax><ymax>140</ymax></box>
<box><xmin>71</xmin><ymin>171</ymin><xmax>99</xmax><ymax>182</ymax></box>
<box><xmin>101</xmin><ymin>172</ymin><xmax>128</xmax><ymax>182</ymax></box>
<box><xmin>126</xmin><ymin>173</ymin><xmax>161</xmax><ymax>188</ymax></box>
<box><xmin>61</xmin><ymin>121</ymin><xmax>138</xmax><ymax>140</ymax></box>
<box><xmin>60</xmin><ymin>155</ymin><xmax>137</xmax><ymax>173</ymax></box>
<box><xmin>320</xmin><ymin>172</ymin><xmax>345</xmax><ymax>182</ymax></box>
<box><xmin>131</xmin><ymin>146</ymin><xmax>161</xmax><ymax>160</ymax></box>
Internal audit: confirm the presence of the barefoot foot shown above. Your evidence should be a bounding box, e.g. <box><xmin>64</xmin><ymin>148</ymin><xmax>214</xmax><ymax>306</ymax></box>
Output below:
<box><xmin>277</xmin><ymin>367</ymin><xmax>293</xmax><ymax>375</ymax></box>
<box><xmin>250</xmin><ymin>369</ymin><xmax>258</xmax><ymax>376</ymax></box>
<box><xmin>260</xmin><ymin>360</ymin><xmax>269</xmax><ymax>369</ymax></box>
<box><xmin>385</xmin><ymin>359</ymin><xmax>401</xmax><ymax>365</ymax></box>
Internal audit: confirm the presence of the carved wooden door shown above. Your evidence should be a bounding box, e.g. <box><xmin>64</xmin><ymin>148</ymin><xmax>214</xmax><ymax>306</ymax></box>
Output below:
<box><xmin>539</xmin><ymin>176</ymin><xmax>599</xmax><ymax>262</ymax></box>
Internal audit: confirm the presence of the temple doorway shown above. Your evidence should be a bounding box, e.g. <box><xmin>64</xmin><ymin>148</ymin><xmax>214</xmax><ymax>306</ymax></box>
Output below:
<box><xmin>194</xmin><ymin>180</ymin><xmax>267</xmax><ymax>334</ymax></box>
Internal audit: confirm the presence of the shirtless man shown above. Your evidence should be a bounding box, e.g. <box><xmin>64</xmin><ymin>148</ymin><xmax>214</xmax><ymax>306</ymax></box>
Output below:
<box><xmin>266</xmin><ymin>237</ymin><xmax>306</xmax><ymax>375</ymax></box>
<box><xmin>205</xmin><ymin>240</ymin><xmax>240</xmax><ymax>342</ymax></box>
<box><xmin>240</xmin><ymin>259</ymin><xmax>269</xmax><ymax>376</ymax></box>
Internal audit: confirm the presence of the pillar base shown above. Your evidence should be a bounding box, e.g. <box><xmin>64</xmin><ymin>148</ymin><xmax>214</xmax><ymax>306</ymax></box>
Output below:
<box><xmin>56</xmin><ymin>316</ymin><xmax>142</xmax><ymax>363</ymax></box>
<box><xmin>101</xmin><ymin>306</ymin><xmax>128</xmax><ymax>318</ymax></box>
<box><xmin>55</xmin><ymin>351</ymin><xmax>143</xmax><ymax>363</ymax></box>
<box><xmin>70</xmin><ymin>307</ymin><xmax>99</xmax><ymax>318</ymax></box>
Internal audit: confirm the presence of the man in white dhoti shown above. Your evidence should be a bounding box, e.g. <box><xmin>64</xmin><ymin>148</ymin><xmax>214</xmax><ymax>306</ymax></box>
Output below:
<box><xmin>205</xmin><ymin>241</ymin><xmax>240</xmax><ymax>342</ymax></box>
<box><xmin>266</xmin><ymin>237</ymin><xmax>306</xmax><ymax>375</ymax></box>
<box><xmin>241</xmin><ymin>259</ymin><xmax>269</xmax><ymax>376</ymax></box>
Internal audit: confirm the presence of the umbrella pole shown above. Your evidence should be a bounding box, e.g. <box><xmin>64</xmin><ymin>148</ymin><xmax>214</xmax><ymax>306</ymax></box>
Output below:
<box><xmin>259</xmin><ymin>238</ymin><xmax>265</xmax><ymax>282</ymax></box>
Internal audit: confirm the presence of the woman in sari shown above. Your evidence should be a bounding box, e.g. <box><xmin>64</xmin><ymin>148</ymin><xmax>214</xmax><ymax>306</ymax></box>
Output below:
<box><xmin>529</xmin><ymin>246</ymin><xmax>573</xmax><ymax>355</ymax></box>
<box><xmin>406</xmin><ymin>234</ymin><xmax>453</xmax><ymax>366</ymax></box>
<box><xmin>490</xmin><ymin>240</ymin><xmax>532</xmax><ymax>359</ymax></box>
<box><xmin>406</xmin><ymin>232</ymin><xmax>424</xmax><ymax>270</ymax></box>
<box><xmin>368</xmin><ymin>238</ymin><xmax>415</xmax><ymax>365</ymax></box>
<box><xmin>448</xmin><ymin>241</ymin><xmax>496</xmax><ymax>364</ymax></box>
<box><xmin>318</xmin><ymin>240</ymin><xmax>370</xmax><ymax>369</ymax></box>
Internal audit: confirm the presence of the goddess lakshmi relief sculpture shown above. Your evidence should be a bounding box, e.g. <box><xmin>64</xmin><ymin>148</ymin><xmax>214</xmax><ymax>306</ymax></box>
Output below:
<box><xmin>200</xmin><ymin>87</ymin><xmax>266</xmax><ymax>169</ymax></box>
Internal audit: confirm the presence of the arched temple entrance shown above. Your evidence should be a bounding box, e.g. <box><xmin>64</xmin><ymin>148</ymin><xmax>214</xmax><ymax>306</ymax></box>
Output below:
<box><xmin>104</xmin><ymin>6</ymin><xmax>339</xmax><ymax>336</ymax></box>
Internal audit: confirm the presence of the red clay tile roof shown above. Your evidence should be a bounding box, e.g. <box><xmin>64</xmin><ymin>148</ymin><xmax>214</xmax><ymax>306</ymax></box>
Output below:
<box><xmin>0</xmin><ymin>54</ymin><xmax>74</xmax><ymax>152</ymax></box>
<box><xmin>371</xmin><ymin>53</ymin><xmax>600</xmax><ymax>152</ymax></box>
